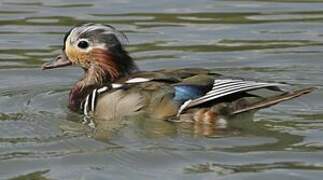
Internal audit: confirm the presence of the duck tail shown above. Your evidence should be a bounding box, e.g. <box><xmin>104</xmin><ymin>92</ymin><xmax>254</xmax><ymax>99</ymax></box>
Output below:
<box><xmin>232</xmin><ymin>87</ymin><xmax>316</xmax><ymax>115</ymax></box>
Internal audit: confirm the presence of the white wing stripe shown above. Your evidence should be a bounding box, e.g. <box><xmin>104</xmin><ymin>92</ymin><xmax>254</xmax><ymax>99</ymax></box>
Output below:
<box><xmin>208</xmin><ymin>82</ymin><xmax>272</xmax><ymax>95</ymax></box>
<box><xmin>212</xmin><ymin>81</ymin><xmax>245</xmax><ymax>90</ymax></box>
<box><xmin>186</xmin><ymin>84</ymin><xmax>279</xmax><ymax>108</ymax></box>
<box><xmin>98</xmin><ymin>86</ymin><xmax>109</xmax><ymax>93</ymax></box>
<box><xmin>112</xmin><ymin>83</ymin><xmax>123</xmax><ymax>88</ymax></box>
<box><xmin>207</xmin><ymin>82</ymin><xmax>268</xmax><ymax>94</ymax></box>
<box><xmin>126</xmin><ymin>78</ymin><xmax>151</xmax><ymax>83</ymax></box>
<box><xmin>212</xmin><ymin>79</ymin><xmax>243</xmax><ymax>87</ymax></box>
<box><xmin>197</xmin><ymin>83</ymin><xmax>275</xmax><ymax>102</ymax></box>
<box><xmin>213</xmin><ymin>79</ymin><xmax>243</xmax><ymax>84</ymax></box>
<box><xmin>212</xmin><ymin>80</ymin><xmax>265</xmax><ymax>90</ymax></box>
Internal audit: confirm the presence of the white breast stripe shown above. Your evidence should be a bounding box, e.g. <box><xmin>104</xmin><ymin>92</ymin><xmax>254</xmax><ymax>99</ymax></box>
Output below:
<box><xmin>83</xmin><ymin>95</ymin><xmax>90</xmax><ymax>117</ymax></box>
<box><xmin>81</xmin><ymin>85</ymin><xmax>119</xmax><ymax>127</ymax></box>
<box><xmin>91</xmin><ymin>88</ymin><xmax>97</xmax><ymax>112</ymax></box>
<box><xmin>81</xmin><ymin>78</ymin><xmax>153</xmax><ymax>127</ymax></box>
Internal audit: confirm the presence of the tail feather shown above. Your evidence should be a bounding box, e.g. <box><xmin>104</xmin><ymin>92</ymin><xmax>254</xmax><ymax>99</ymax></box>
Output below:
<box><xmin>232</xmin><ymin>87</ymin><xmax>316</xmax><ymax>115</ymax></box>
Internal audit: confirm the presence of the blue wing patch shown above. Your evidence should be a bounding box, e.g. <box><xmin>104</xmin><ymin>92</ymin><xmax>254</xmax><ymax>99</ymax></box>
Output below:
<box><xmin>173</xmin><ymin>85</ymin><xmax>208</xmax><ymax>103</ymax></box>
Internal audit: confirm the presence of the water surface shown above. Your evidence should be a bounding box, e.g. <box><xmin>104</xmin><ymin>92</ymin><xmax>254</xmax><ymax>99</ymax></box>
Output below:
<box><xmin>0</xmin><ymin>0</ymin><xmax>323</xmax><ymax>179</ymax></box>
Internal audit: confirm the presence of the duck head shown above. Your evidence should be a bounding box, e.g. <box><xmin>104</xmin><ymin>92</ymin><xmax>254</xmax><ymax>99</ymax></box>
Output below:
<box><xmin>42</xmin><ymin>23</ymin><xmax>138</xmax><ymax>83</ymax></box>
<box><xmin>42</xmin><ymin>23</ymin><xmax>138</xmax><ymax>111</ymax></box>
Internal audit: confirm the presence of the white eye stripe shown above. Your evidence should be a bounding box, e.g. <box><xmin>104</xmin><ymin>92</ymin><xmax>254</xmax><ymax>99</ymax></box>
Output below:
<box><xmin>67</xmin><ymin>24</ymin><xmax>128</xmax><ymax>49</ymax></box>
<box><xmin>77</xmin><ymin>38</ymin><xmax>90</xmax><ymax>43</ymax></box>
<box><xmin>69</xmin><ymin>24</ymin><xmax>114</xmax><ymax>42</ymax></box>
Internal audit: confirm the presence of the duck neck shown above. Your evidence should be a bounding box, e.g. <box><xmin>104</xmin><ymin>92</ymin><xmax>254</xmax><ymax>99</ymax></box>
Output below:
<box><xmin>68</xmin><ymin>49</ymin><xmax>138</xmax><ymax>112</ymax></box>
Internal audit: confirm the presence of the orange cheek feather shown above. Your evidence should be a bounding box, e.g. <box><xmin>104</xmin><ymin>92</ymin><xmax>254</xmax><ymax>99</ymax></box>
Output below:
<box><xmin>66</xmin><ymin>46</ymin><xmax>91</xmax><ymax>65</ymax></box>
<box><xmin>66</xmin><ymin>46</ymin><xmax>119</xmax><ymax>80</ymax></box>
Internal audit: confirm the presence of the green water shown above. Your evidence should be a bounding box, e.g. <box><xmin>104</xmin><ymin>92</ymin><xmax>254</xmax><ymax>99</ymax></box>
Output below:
<box><xmin>0</xmin><ymin>0</ymin><xmax>323</xmax><ymax>179</ymax></box>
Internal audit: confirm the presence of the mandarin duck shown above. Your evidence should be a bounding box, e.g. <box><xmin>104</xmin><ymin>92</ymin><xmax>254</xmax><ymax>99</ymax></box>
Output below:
<box><xmin>42</xmin><ymin>23</ymin><xmax>314</xmax><ymax>128</ymax></box>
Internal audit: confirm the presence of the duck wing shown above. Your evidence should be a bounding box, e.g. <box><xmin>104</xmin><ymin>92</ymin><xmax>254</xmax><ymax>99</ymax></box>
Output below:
<box><xmin>175</xmin><ymin>79</ymin><xmax>284</xmax><ymax>115</ymax></box>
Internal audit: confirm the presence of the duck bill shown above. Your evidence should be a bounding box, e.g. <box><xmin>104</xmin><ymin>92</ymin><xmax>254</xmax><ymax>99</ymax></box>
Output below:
<box><xmin>42</xmin><ymin>51</ymin><xmax>72</xmax><ymax>70</ymax></box>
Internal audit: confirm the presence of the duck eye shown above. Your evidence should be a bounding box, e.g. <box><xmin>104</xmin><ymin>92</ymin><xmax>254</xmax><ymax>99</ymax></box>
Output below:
<box><xmin>77</xmin><ymin>40</ymin><xmax>89</xmax><ymax>49</ymax></box>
